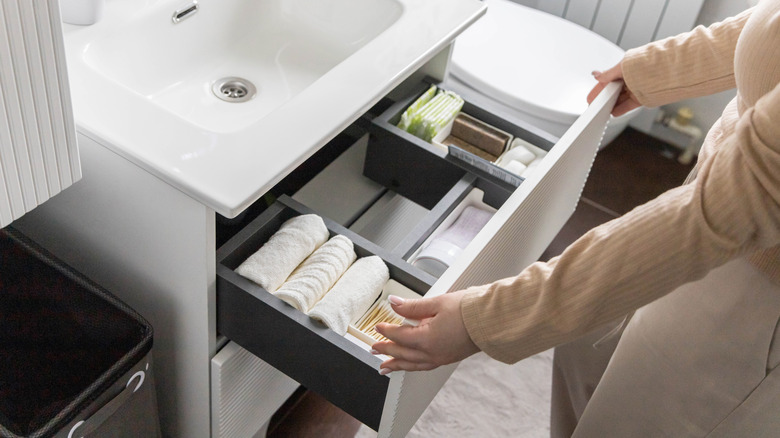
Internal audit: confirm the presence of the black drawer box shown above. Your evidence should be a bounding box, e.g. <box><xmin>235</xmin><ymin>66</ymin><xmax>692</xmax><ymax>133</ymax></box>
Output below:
<box><xmin>366</xmin><ymin>79</ymin><xmax>556</xmax><ymax>210</ymax></box>
<box><xmin>216</xmin><ymin>196</ymin><xmax>433</xmax><ymax>430</ymax></box>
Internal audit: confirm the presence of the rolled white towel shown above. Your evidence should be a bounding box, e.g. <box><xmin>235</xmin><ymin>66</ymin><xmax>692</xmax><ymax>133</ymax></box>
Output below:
<box><xmin>503</xmin><ymin>159</ymin><xmax>528</xmax><ymax>177</ymax></box>
<box><xmin>275</xmin><ymin>235</ymin><xmax>357</xmax><ymax>312</ymax></box>
<box><xmin>500</xmin><ymin>145</ymin><xmax>536</xmax><ymax>166</ymax></box>
<box><xmin>235</xmin><ymin>214</ymin><xmax>329</xmax><ymax>292</ymax></box>
<box><xmin>510</xmin><ymin>138</ymin><xmax>548</xmax><ymax>158</ymax></box>
<box><xmin>308</xmin><ymin>256</ymin><xmax>389</xmax><ymax>335</ymax></box>
<box><xmin>521</xmin><ymin>158</ymin><xmax>543</xmax><ymax>178</ymax></box>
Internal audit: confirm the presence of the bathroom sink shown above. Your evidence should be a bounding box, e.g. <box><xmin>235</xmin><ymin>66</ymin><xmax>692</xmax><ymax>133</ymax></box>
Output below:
<box><xmin>83</xmin><ymin>0</ymin><xmax>402</xmax><ymax>132</ymax></box>
<box><xmin>62</xmin><ymin>0</ymin><xmax>485</xmax><ymax>216</ymax></box>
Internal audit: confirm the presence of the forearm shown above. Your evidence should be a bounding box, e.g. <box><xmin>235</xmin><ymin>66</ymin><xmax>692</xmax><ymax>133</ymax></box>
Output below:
<box><xmin>622</xmin><ymin>8</ymin><xmax>752</xmax><ymax>107</ymax></box>
<box><xmin>462</xmin><ymin>82</ymin><xmax>780</xmax><ymax>364</ymax></box>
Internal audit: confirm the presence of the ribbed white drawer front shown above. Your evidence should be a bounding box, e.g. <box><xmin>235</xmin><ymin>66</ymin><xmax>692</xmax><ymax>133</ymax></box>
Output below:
<box><xmin>211</xmin><ymin>342</ymin><xmax>298</xmax><ymax>438</ymax></box>
<box><xmin>378</xmin><ymin>82</ymin><xmax>621</xmax><ymax>438</ymax></box>
<box><xmin>0</xmin><ymin>0</ymin><xmax>80</xmax><ymax>227</ymax></box>
<box><xmin>437</xmin><ymin>81</ymin><xmax>620</xmax><ymax>292</ymax></box>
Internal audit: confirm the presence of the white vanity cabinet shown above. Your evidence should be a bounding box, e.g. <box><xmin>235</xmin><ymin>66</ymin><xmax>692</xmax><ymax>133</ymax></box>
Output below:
<box><xmin>13</xmin><ymin>56</ymin><xmax>619</xmax><ymax>438</ymax></box>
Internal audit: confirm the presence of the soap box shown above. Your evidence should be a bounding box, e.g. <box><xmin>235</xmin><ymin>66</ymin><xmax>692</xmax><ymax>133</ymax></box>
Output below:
<box><xmin>432</xmin><ymin>113</ymin><xmax>513</xmax><ymax>162</ymax></box>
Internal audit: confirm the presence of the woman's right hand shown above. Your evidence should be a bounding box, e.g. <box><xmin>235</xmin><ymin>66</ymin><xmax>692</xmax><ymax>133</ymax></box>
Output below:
<box><xmin>588</xmin><ymin>62</ymin><xmax>641</xmax><ymax>117</ymax></box>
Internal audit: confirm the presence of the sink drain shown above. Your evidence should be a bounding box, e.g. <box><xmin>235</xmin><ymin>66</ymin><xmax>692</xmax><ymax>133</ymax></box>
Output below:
<box><xmin>212</xmin><ymin>77</ymin><xmax>256</xmax><ymax>103</ymax></box>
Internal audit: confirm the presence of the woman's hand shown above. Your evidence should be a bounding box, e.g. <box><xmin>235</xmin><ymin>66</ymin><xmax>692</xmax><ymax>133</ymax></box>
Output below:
<box><xmin>371</xmin><ymin>290</ymin><xmax>480</xmax><ymax>374</ymax></box>
<box><xmin>588</xmin><ymin>62</ymin><xmax>641</xmax><ymax>117</ymax></box>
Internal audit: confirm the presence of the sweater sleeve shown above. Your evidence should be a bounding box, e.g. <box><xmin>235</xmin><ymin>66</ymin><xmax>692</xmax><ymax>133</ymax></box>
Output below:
<box><xmin>621</xmin><ymin>8</ymin><xmax>752</xmax><ymax>108</ymax></box>
<box><xmin>461</xmin><ymin>81</ymin><xmax>780</xmax><ymax>364</ymax></box>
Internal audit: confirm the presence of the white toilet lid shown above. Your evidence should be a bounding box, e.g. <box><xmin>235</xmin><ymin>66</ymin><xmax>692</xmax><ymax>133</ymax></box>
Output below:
<box><xmin>450</xmin><ymin>0</ymin><xmax>625</xmax><ymax>123</ymax></box>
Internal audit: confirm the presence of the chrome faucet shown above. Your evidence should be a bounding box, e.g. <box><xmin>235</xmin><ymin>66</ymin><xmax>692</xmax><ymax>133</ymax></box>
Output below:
<box><xmin>172</xmin><ymin>1</ymin><xmax>199</xmax><ymax>24</ymax></box>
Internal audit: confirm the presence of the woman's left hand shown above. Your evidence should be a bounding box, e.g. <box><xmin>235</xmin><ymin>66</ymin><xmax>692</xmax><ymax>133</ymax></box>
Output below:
<box><xmin>588</xmin><ymin>61</ymin><xmax>641</xmax><ymax>117</ymax></box>
<box><xmin>371</xmin><ymin>290</ymin><xmax>480</xmax><ymax>374</ymax></box>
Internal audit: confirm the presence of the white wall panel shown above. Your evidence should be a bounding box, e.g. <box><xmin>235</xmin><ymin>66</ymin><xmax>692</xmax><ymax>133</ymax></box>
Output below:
<box><xmin>0</xmin><ymin>0</ymin><xmax>37</xmax><ymax>212</ymax></box>
<box><xmin>17</xmin><ymin>0</ymin><xmax>51</xmax><ymax>201</ymax></box>
<box><xmin>618</xmin><ymin>0</ymin><xmax>667</xmax><ymax>49</ymax></box>
<box><xmin>0</xmin><ymin>0</ymin><xmax>80</xmax><ymax>228</ymax></box>
<box><xmin>0</xmin><ymin>94</ymin><xmax>16</xmax><ymax>225</ymax></box>
<box><xmin>564</xmin><ymin>0</ymin><xmax>600</xmax><ymax>29</ymax></box>
<box><xmin>654</xmin><ymin>0</ymin><xmax>706</xmax><ymax>40</ymax></box>
<box><xmin>528</xmin><ymin>0</ymin><xmax>704</xmax><ymax>50</ymax></box>
<box><xmin>591</xmin><ymin>0</ymin><xmax>634</xmax><ymax>44</ymax></box>
<box><xmin>536</xmin><ymin>0</ymin><xmax>567</xmax><ymax>17</ymax></box>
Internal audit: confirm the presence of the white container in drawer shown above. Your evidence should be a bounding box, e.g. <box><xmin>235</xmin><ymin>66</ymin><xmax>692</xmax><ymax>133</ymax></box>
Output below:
<box><xmin>210</xmin><ymin>342</ymin><xmax>298</xmax><ymax>438</ymax></box>
<box><xmin>407</xmin><ymin>188</ymin><xmax>496</xmax><ymax>277</ymax></box>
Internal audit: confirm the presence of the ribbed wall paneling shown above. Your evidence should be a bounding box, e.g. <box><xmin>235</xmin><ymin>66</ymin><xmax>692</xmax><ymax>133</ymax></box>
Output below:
<box><xmin>531</xmin><ymin>0</ymin><xmax>705</xmax><ymax>50</ymax></box>
<box><xmin>0</xmin><ymin>0</ymin><xmax>80</xmax><ymax>228</ymax></box>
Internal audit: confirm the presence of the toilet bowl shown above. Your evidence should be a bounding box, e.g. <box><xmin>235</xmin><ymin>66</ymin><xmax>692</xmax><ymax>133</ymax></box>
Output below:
<box><xmin>447</xmin><ymin>0</ymin><xmax>638</xmax><ymax>146</ymax></box>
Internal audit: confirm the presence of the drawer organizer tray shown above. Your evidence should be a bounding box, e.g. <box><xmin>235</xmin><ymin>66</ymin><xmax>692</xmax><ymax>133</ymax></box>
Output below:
<box><xmin>216</xmin><ymin>195</ymin><xmax>434</xmax><ymax>430</ymax></box>
<box><xmin>367</xmin><ymin>80</ymin><xmax>557</xmax><ymax>209</ymax></box>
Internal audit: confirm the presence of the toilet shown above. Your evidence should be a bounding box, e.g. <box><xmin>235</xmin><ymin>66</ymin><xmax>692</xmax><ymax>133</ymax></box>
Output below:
<box><xmin>447</xmin><ymin>0</ymin><xmax>638</xmax><ymax>146</ymax></box>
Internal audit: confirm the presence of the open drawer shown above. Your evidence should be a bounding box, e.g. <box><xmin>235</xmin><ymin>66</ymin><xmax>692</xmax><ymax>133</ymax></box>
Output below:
<box><xmin>216</xmin><ymin>79</ymin><xmax>621</xmax><ymax>437</ymax></box>
<box><xmin>217</xmin><ymin>195</ymin><xmax>435</xmax><ymax>430</ymax></box>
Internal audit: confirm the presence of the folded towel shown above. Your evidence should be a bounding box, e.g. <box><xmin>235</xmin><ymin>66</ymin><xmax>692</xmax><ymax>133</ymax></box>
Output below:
<box><xmin>437</xmin><ymin>206</ymin><xmax>494</xmax><ymax>249</ymax></box>
<box><xmin>308</xmin><ymin>256</ymin><xmax>389</xmax><ymax>335</ymax></box>
<box><xmin>275</xmin><ymin>235</ymin><xmax>357</xmax><ymax>312</ymax></box>
<box><xmin>235</xmin><ymin>214</ymin><xmax>329</xmax><ymax>292</ymax></box>
<box><xmin>500</xmin><ymin>145</ymin><xmax>536</xmax><ymax>166</ymax></box>
<box><xmin>504</xmin><ymin>159</ymin><xmax>528</xmax><ymax>176</ymax></box>
<box><xmin>511</xmin><ymin>138</ymin><xmax>548</xmax><ymax>158</ymax></box>
<box><xmin>522</xmin><ymin>158</ymin><xmax>543</xmax><ymax>178</ymax></box>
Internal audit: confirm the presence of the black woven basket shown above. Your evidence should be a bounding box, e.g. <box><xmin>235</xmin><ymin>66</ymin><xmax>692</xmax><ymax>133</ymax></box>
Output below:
<box><xmin>0</xmin><ymin>228</ymin><xmax>153</xmax><ymax>438</ymax></box>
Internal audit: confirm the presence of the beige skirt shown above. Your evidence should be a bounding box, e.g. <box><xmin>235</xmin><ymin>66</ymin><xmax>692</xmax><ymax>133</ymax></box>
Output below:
<box><xmin>561</xmin><ymin>257</ymin><xmax>780</xmax><ymax>437</ymax></box>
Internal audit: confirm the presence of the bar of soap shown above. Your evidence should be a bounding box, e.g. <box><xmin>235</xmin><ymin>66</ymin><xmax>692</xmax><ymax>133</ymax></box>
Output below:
<box><xmin>450</xmin><ymin>114</ymin><xmax>509</xmax><ymax>157</ymax></box>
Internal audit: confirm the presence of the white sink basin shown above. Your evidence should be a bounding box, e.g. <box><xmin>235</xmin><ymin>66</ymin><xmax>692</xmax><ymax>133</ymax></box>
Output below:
<box><xmin>63</xmin><ymin>0</ymin><xmax>485</xmax><ymax>216</ymax></box>
<box><xmin>84</xmin><ymin>0</ymin><xmax>402</xmax><ymax>132</ymax></box>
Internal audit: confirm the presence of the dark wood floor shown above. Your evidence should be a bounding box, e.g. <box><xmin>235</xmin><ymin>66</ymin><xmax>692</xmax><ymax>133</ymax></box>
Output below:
<box><xmin>267</xmin><ymin>127</ymin><xmax>696</xmax><ymax>437</ymax></box>
<box><xmin>540</xmin><ymin>127</ymin><xmax>695</xmax><ymax>259</ymax></box>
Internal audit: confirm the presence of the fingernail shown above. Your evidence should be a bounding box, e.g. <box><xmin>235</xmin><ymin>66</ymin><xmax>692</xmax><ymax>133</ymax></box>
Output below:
<box><xmin>592</xmin><ymin>70</ymin><xmax>601</xmax><ymax>77</ymax></box>
<box><xmin>379</xmin><ymin>368</ymin><xmax>392</xmax><ymax>375</ymax></box>
<box><xmin>388</xmin><ymin>295</ymin><xmax>405</xmax><ymax>306</ymax></box>
<box><xmin>370</xmin><ymin>349</ymin><xmax>379</xmax><ymax>355</ymax></box>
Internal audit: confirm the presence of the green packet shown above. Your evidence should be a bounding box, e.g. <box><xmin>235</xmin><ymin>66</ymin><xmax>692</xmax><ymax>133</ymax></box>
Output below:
<box><xmin>397</xmin><ymin>85</ymin><xmax>437</xmax><ymax>131</ymax></box>
<box><xmin>411</xmin><ymin>91</ymin><xmax>465</xmax><ymax>142</ymax></box>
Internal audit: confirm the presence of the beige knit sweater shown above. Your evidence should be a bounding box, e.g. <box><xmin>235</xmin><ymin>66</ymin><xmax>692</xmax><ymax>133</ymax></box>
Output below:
<box><xmin>461</xmin><ymin>1</ymin><xmax>780</xmax><ymax>364</ymax></box>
